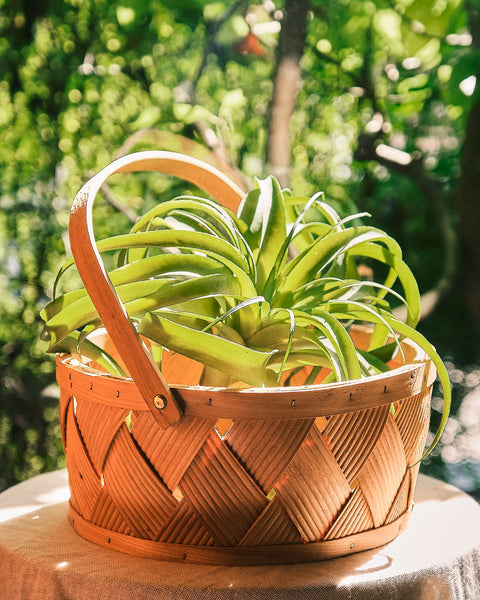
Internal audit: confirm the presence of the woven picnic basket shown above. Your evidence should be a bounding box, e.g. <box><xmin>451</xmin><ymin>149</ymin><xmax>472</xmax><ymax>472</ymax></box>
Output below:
<box><xmin>56</xmin><ymin>151</ymin><xmax>435</xmax><ymax>565</ymax></box>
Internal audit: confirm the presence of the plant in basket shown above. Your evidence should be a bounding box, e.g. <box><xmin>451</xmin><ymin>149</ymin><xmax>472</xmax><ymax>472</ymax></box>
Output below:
<box><xmin>40</xmin><ymin>151</ymin><xmax>450</xmax><ymax>565</ymax></box>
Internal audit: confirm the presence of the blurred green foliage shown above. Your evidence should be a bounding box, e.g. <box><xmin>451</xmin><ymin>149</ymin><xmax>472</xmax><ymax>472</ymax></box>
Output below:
<box><xmin>1</xmin><ymin>0</ymin><xmax>480</xmax><ymax>492</ymax></box>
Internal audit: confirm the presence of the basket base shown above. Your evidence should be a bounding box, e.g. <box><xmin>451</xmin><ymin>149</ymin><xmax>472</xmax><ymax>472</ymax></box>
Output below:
<box><xmin>69</xmin><ymin>503</ymin><xmax>411</xmax><ymax>566</ymax></box>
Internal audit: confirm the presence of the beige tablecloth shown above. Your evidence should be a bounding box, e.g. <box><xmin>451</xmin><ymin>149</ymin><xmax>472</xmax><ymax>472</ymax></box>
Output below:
<box><xmin>0</xmin><ymin>470</ymin><xmax>479</xmax><ymax>599</ymax></box>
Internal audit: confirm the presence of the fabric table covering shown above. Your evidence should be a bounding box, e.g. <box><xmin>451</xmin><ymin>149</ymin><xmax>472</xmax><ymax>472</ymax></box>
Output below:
<box><xmin>0</xmin><ymin>470</ymin><xmax>479</xmax><ymax>599</ymax></box>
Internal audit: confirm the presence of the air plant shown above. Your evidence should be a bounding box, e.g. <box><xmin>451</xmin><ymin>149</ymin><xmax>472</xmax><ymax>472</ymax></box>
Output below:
<box><xmin>41</xmin><ymin>175</ymin><xmax>450</xmax><ymax>457</ymax></box>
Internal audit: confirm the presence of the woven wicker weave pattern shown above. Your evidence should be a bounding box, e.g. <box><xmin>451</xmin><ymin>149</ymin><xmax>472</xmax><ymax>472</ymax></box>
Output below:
<box><xmin>57</xmin><ymin>356</ymin><xmax>431</xmax><ymax>565</ymax></box>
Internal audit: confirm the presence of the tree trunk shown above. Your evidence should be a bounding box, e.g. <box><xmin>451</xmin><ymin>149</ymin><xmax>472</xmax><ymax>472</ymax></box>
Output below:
<box><xmin>457</xmin><ymin>4</ymin><xmax>480</xmax><ymax>323</ymax></box>
<box><xmin>458</xmin><ymin>100</ymin><xmax>480</xmax><ymax>323</ymax></box>
<box><xmin>266</xmin><ymin>0</ymin><xmax>309</xmax><ymax>187</ymax></box>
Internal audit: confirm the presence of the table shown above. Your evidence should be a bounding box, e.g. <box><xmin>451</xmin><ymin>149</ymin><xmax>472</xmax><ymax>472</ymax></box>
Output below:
<box><xmin>0</xmin><ymin>470</ymin><xmax>479</xmax><ymax>600</ymax></box>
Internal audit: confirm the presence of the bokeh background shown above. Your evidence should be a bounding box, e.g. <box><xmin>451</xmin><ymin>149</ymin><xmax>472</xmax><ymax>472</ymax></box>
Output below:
<box><xmin>1</xmin><ymin>0</ymin><xmax>479</xmax><ymax>498</ymax></box>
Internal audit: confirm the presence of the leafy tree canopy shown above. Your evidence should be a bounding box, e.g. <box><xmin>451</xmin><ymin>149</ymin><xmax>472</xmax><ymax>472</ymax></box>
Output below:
<box><xmin>1</xmin><ymin>0</ymin><xmax>479</xmax><ymax>491</ymax></box>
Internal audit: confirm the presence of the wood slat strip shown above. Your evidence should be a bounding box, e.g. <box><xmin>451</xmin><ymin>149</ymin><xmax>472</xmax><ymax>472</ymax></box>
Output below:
<box><xmin>103</xmin><ymin>426</ymin><xmax>177</xmax><ymax>539</ymax></box>
<box><xmin>324</xmin><ymin>487</ymin><xmax>374</xmax><ymax>540</ymax></box>
<box><xmin>225</xmin><ymin>418</ymin><xmax>314</xmax><ymax>493</ymax></box>
<box><xmin>238</xmin><ymin>496</ymin><xmax>301</xmax><ymax>547</ymax></box>
<box><xmin>90</xmin><ymin>488</ymin><xmax>133</xmax><ymax>535</ymax></box>
<box><xmin>65</xmin><ymin>400</ymin><xmax>102</xmax><ymax>520</ymax></box>
<box><xmin>395</xmin><ymin>387</ymin><xmax>431</xmax><ymax>464</ymax></box>
<box><xmin>385</xmin><ymin>469</ymin><xmax>412</xmax><ymax>525</ymax></box>
<box><xmin>157</xmin><ymin>499</ymin><xmax>215</xmax><ymax>545</ymax></box>
<box><xmin>356</xmin><ymin>415</ymin><xmax>407</xmax><ymax>528</ymax></box>
<box><xmin>180</xmin><ymin>434</ymin><xmax>267</xmax><ymax>546</ymax></box>
<box><xmin>275</xmin><ymin>427</ymin><xmax>351</xmax><ymax>541</ymax></box>
<box><xmin>74</xmin><ymin>400</ymin><xmax>129</xmax><ymax>474</ymax></box>
<box><xmin>323</xmin><ymin>405</ymin><xmax>390</xmax><ymax>482</ymax></box>
<box><xmin>131</xmin><ymin>413</ymin><xmax>215</xmax><ymax>491</ymax></box>
<box><xmin>408</xmin><ymin>463</ymin><xmax>421</xmax><ymax>509</ymax></box>
<box><xmin>58</xmin><ymin>391</ymin><xmax>71</xmax><ymax>449</ymax></box>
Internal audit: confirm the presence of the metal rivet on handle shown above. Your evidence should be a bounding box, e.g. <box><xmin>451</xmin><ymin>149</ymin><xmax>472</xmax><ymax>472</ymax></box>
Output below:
<box><xmin>153</xmin><ymin>394</ymin><xmax>167</xmax><ymax>410</ymax></box>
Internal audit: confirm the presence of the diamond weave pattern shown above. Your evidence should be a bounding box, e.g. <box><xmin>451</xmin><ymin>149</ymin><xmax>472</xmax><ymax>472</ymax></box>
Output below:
<box><xmin>60</xmin><ymin>382</ymin><xmax>431</xmax><ymax>553</ymax></box>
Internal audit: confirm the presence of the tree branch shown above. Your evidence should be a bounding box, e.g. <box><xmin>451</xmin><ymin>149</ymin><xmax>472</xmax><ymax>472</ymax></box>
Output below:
<box><xmin>100</xmin><ymin>182</ymin><xmax>138</xmax><ymax>224</ymax></box>
<box><xmin>354</xmin><ymin>134</ymin><xmax>457</xmax><ymax>318</ymax></box>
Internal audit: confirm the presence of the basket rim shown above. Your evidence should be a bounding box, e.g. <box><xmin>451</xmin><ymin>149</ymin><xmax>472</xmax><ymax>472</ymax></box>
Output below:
<box><xmin>57</xmin><ymin>342</ymin><xmax>434</xmax><ymax>420</ymax></box>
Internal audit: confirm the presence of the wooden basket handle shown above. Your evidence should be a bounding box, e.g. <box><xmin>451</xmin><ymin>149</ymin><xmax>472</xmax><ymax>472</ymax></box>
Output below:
<box><xmin>69</xmin><ymin>151</ymin><xmax>245</xmax><ymax>428</ymax></box>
